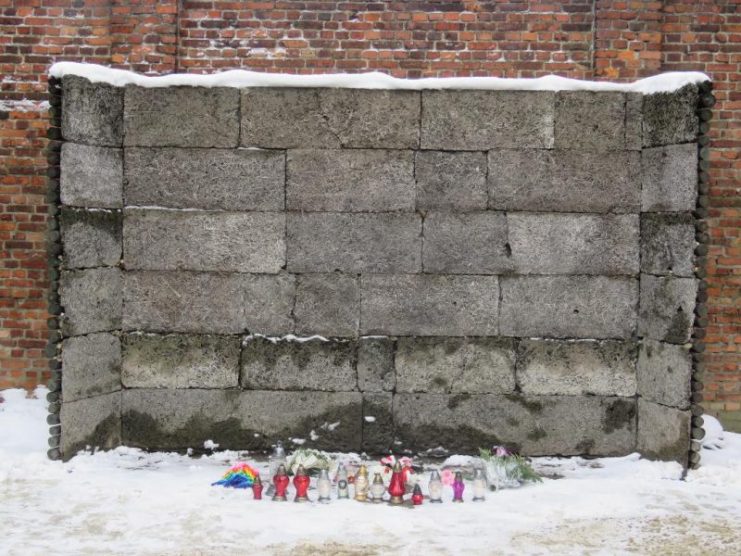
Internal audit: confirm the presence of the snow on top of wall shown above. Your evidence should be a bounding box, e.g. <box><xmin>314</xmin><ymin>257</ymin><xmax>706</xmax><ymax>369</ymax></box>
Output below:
<box><xmin>50</xmin><ymin>62</ymin><xmax>709</xmax><ymax>94</ymax></box>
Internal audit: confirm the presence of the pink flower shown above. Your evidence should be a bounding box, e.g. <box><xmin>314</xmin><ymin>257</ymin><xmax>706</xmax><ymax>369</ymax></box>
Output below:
<box><xmin>493</xmin><ymin>445</ymin><xmax>512</xmax><ymax>457</ymax></box>
<box><xmin>441</xmin><ymin>469</ymin><xmax>455</xmax><ymax>486</ymax></box>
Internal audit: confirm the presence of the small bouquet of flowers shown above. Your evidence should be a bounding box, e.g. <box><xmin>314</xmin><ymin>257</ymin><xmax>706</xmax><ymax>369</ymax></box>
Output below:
<box><xmin>478</xmin><ymin>446</ymin><xmax>542</xmax><ymax>490</ymax></box>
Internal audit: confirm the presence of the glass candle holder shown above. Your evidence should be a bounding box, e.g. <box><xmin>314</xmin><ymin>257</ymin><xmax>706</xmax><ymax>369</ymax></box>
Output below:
<box><xmin>337</xmin><ymin>465</ymin><xmax>350</xmax><ymax>499</ymax></box>
<box><xmin>370</xmin><ymin>472</ymin><xmax>385</xmax><ymax>503</ymax></box>
<box><xmin>472</xmin><ymin>468</ymin><xmax>486</xmax><ymax>502</ymax></box>
<box><xmin>354</xmin><ymin>465</ymin><xmax>369</xmax><ymax>501</ymax></box>
<box><xmin>452</xmin><ymin>471</ymin><xmax>465</xmax><ymax>503</ymax></box>
<box><xmin>317</xmin><ymin>469</ymin><xmax>331</xmax><ymax>502</ymax></box>
<box><xmin>428</xmin><ymin>470</ymin><xmax>443</xmax><ymax>503</ymax></box>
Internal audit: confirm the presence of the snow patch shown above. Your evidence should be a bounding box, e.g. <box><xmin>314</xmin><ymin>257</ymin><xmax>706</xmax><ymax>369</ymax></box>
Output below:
<box><xmin>364</xmin><ymin>416</ymin><xmax>376</xmax><ymax>423</ymax></box>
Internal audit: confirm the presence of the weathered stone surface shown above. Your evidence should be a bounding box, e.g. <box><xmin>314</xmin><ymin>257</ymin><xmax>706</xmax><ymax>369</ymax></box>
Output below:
<box><xmin>287</xmin><ymin>213</ymin><xmax>421</xmax><ymax>273</ymax></box>
<box><xmin>361</xmin><ymin>274</ymin><xmax>499</xmax><ymax>336</ymax></box>
<box><xmin>60</xmin><ymin>143</ymin><xmax>123</xmax><ymax>208</ymax></box>
<box><xmin>60</xmin><ymin>208</ymin><xmax>121</xmax><ymax>268</ymax></box>
<box><xmin>641</xmin><ymin>213</ymin><xmax>696</xmax><ymax>277</ymax></box>
<box><xmin>488</xmin><ymin>149</ymin><xmax>641</xmax><ymax>213</ymax></box>
<box><xmin>500</xmin><ymin>276</ymin><xmax>638</xmax><ymax>339</ymax></box>
<box><xmin>123</xmin><ymin>271</ymin><xmax>294</xmax><ymax>334</ymax></box>
<box><xmin>625</xmin><ymin>92</ymin><xmax>643</xmax><ymax>150</ymax></box>
<box><xmin>638</xmin><ymin>340</ymin><xmax>692</xmax><ymax>409</ymax></box>
<box><xmin>395</xmin><ymin>337</ymin><xmax>516</xmax><ymax>394</ymax></box>
<box><xmin>294</xmin><ymin>274</ymin><xmax>359</xmax><ymax>337</ymax></box>
<box><xmin>393</xmin><ymin>394</ymin><xmax>636</xmax><ymax>456</ymax></box>
<box><xmin>357</xmin><ymin>337</ymin><xmax>395</xmax><ymax>392</ymax></box>
<box><xmin>241</xmin><ymin>88</ymin><xmax>420</xmax><ymax>149</ymax></box>
<box><xmin>123</xmin><ymin>209</ymin><xmax>285</xmax><ymax>273</ymax></box>
<box><xmin>124</xmin><ymin>148</ymin><xmax>284</xmax><ymax>211</ymax></box>
<box><xmin>362</xmin><ymin>393</ymin><xmax>393</xmax><ymax>453</ymax></box>
<box><xmin>60</xmin><ymin>268</ymin><xmax>122</xmax><ymax>336</ymax></box>
<box><xmin>124</xmin><ymin>86</ymin><xmax>239</xmax><ymax>147</ymax></box>
<box><xmin>62</xmin><ymin>333</ymin><xmax>121</xmax><ymax>402</ymax></box>
<box><xmin>517</xmin><ymin>339</ymin><xmax>637</xmax><ymax>397</ymax></box>
<box><xmin>122</xmin><ymin>333</ymin><xmax>240</xmax><ymax>388</ymax></box>
<box><xmin>421</xmin><ymin>90</ymin><xmax>554</xmax><ymax>149</ymax></box>
<box><xmin>287</xmin><ymin>149</ymin><xmax>415</xmax><ymax>212</ymax></box>
<box><xmin>414</xmin><ymin>151</ymin><xmax>488</xmax><ymax>211</ymax></box>
<box><xmin>423</xmin><ymin>212</ymin><xmax>511</xmax><ymax>274</ymax></box>
<box><xmin>61</xmin><ymin>392</ymin><xmax>121</xmax><ymax>460</ymax></box>
<box><xmin>555</xmin><ymin>91</ymin><xmax>633</xmax><ymax>151</ymax></box>
<box><xmin>62</xmin><ymin>75</ymin><xmax>123</xmax><ymax>146</ymax></box>
<box><xmin>642</xmin><ymin>84</ymin><xmax>699</xmax><ymax>147</ymax></box>
<box><xmin>639</xmin><ymin>275</ymin><xmax>697</xmax><ymax>344</ymax></box>
<box><xmin>641</xmin><ymin>143</ymin><xmax>698</xmax><ymax>212</ymax></box>
<box><xmin>241</xmin><ymin>336</ymin><xmax>356</xmax><ymax>391</ymax></box>
<box><xmin>508</xmin><ymin>213</ymin><xmax>639</xmax><ymax>275</ymax></box>
<box><xmin>637</xmin><ymin>399</ymin><xmax>690</xmax><ymax>463</ymax></box>
<box><xmin>122</xmin><ymin>389</ymin><xmax>363</xmax><ymax>451</ymax></box>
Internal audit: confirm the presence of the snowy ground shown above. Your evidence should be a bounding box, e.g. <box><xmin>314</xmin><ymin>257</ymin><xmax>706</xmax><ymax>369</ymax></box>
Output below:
<box><xmin>1</xmin><ymin>388</ymin><xmax>739</xmax><ymax>556</ymax></box>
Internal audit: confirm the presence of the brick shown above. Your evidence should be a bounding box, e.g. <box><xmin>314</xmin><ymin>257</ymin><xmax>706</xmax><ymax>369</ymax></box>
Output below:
<box><xmin>241</xmin><ymin>88</ymin><xmax>420</xmax><ymax>148</ymax></box>
<box><xmin>423</xmin><ymin>211</ymin><xmax>511</xmax><ymax>274</ymax></box>
<box><xmin>517</xmin><ymin>339</ymin><xmax>637</xmax><ymax>397</ymax></box>
<box><xmin>508</xmin><ymin>213</ymin><xmax>639</xmax><ymax>275</ymax></box>
<box><xmin>637</xmin><ymin>339</ymin><xmax>691</xmax><ymax>409</ymax></box>
<box><xmin>124</xmin><ymin>148</ymin><xmax>284</xmax><ymax>211</ymax></box>
<box><xmin>489</xmin><ymin>149</ymin><xmax>640</xmax><ymax>213</ymax></box>
<box><xmin>642</xmin><ymin>84</ymin><xmax>699</xmax><ymax>147</ymax></box>
<box><xmin>60</xmin><ymin>392</ymin><xmax>121</xmax><ymax>460</ymax></box>
<box><xmin>640</xmin><ymin>213</ymin><xmax>695</xmax><ymax>277</ymax></box>
<box><xmin>555</xmin><ymin>91</ymin><xmax>633</xmax><ymax>151</ymax></box>
<box><xmin>287</xmin><ymin>149</ymin><xmax>415</xmax><ymax>212</ymax></box>
<box><xmin>357</xmin><ymin>337</ymin><xmax>395</xmax><ymax>393</ymax></box>
<box><xmin>60</xmin><ymin>208</ymin><xmax>121</xmax><ymax>269</ymax></box>
<box><xmin>637</xmin><ymin>399</ymin><xmax>690</xmax><ymax>463</ymax></box>
<box><xmin>287</xmin><ymin>213</ymin><xmax>420</xmax><ymax>273</ymax></box>
<box><xmin>60</xmin><ymin>268</ymin><xmax>123</xmax><ymax>337</ymax></box>
<box><xmin>122</xmin><ymin>333</ymin><xmax>240</xmax><ymax>389</ymax></box>
<box><xmin>361</xmin><ymin>274</ymin><xmax>499</xmax><ymax>336</ymax></box>
<box><xmin>123</xmin><ymin>271</ymin><xmax>294</xmax><ymax>335</ymax></box>
<box><xmin>641</xmin><ymin>143</ymin><xmax>698</xmax><ymax>212</ymax></box>
<box><xmin>415</xmin><ymin>151</ymin><xmax>488</xmax><ymax>211</ymax></box>
<box><xmin>639</xmin><ymin>275</ymin><xmax>697</xmax><ymax>344</ymax></box>
<box><xmin>62</xmin><ymin>75</ymin><xmax>123</xmax><ymax>146</ymax></box>
<box><xmin>60</xmin><ymin>143</ymin><xmax>123</xmax><ymax>208</ymax></box>
<box><xmin>123</xmin><ymin>209</ymin><xmax>285</xmax><ymax>273</ymax></box>
<box><xmin>500</xmin><ymin>276</ymin><xmax>638</xmax><ymax>339</ymax></box>
<box><xmin>421</xmin><ymin>90</ymin><xmax>555</xmax><ymax>149</ymax></box>
<box><xmin>294</xmin><ymin>274</ymin><xmax>359</xmax><ymax>337</ymax></box>
<box><xmin>124</xmin><ymin>86</ymin><xmax>239</xmax><ymax>147</ymax></box>
<box><xmin>61</xmin><ymin>333</ymin><xmax>121</xmax><ymax>402</ymax></box>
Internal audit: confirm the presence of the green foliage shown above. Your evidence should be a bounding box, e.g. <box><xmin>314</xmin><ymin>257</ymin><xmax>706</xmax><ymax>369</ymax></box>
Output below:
<box><xmin>478</xmin><ymin>447</ymin><xmax>542</xmax><ymax>487</ymax></box>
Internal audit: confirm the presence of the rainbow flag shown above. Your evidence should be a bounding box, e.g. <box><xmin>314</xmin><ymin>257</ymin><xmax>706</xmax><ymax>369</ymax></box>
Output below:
<box><xmin>212</xmin><ymin>462</ymin><xmax>259</xmax><ymax>489</ymax></box>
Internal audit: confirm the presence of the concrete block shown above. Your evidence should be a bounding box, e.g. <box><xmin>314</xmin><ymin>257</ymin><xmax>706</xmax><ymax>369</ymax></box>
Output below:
<box><xmin>421</xmin><ymin>90</ymin><xmax>554</xmax><ymax>149</ymax></box>
<box><xmin>554</xmin><ymin>91</ymin><xmax>629</xmax><ymax>151</ymax></box>
<box><xmin>637</xmin><ymin>399</ymin><xmax>690</xmax><ymax>463</ymax></box>
<box><xmin>122</xmin><ymin>333</ymin><xmax>240</xmax><ymax>389</ymax></box>
<box><xmin>287</xmin><ymin>149</ymin><xmax>415</xmax><ymax>212</ymax></box>
<box><xmin>123</xmin><ymin>271</ymin><xmax>294</xmax><ymax>335</ymax></box>
<box><xmin>641</xmin><ymin>213</ymin><xmax>696</xmax><ymax>277</ymax></box>
<box><xmin>121</xmin><ymin>389</ymin><xmax>363</xmax><ymax>452</ymax></box>
<box><xmin>357</xmin><ymin>337</ymin><xmax>396</xmax><ymax>393</ymax></box>
<box><xmin>60</xmin><ymin>143</ymin><xmax>123</xmax><ymax>208</ymax></box>
<box><xmin>415</xmin><ymin>151</ymin><xmax>488</xmax><ymax>211</ymax></box>
<box><xmin>637</xmin><ymin>340</ymin><xmax>691</xmax><ymax>409</ymax></box>
<box><xmin>489</xmin><ymin>149</ymin><xmax>641</xmax><ymax>213</ymax></box>
<box><xmin>642</xmin><ymin>84</ymin><xmax>699</xmax><ymax>147</ymax></box>
<box><xmin>124</xmin><ymin>148</ymin><xmax>284</xmax><ymax>211</ymax></box>
<box><xmin>287</xmin><ymin>213</ymin><xmax>421</xmax><ymax>273</ymax></box>
<box><xmin>508</xmin><ymin>213</ymin><xmax>639</xmax><ymax>275</ymax></box>
<box><xmin>625</xmin><ymin>92</ymin><xmax>643</xmax><ymax>150</ymax></box>
<box><xmin>60</xmin><ymin>392</ymin><xmax>121</xmax><ymax>460</ymax></box>
<box><xmin>395</xmin><ymin>337</ymin><xmax>516</xmax><ymax>394</ymax></box>
<box><xmin>123</xmin><ymin>209</ymin><xmax>285</xmax><ymax>273</ymax></box>
<box><xmin>61</xmin><ymin>333</ymin><xmax>121</xmax><ymax>402</ymax></box>
<box><xmin>393</xmin><ymin>394</ymin><xmax>636</xmax><ymax>456</ymax></box>
<box><xmin>362</xmin><ymin>393</ymin><xmax>393</xmax><ymax>453</ymax></box>
<box><xmin>62</xmin><ymin>75</ymin><xmax>123</xmax><ymax>146</ymax></box>
<box><xmin>641</xmin><ymin>143</ymin><xmax>698</xmax><ymax>212</ymax></box>
<box><xmin>500</xmin><ymin>276</ymin><xmax>638</xmax><ymax>339</ymax></box>
<box><xmin>124</xmin><ymin>86</ymin><xmax>239</xmax><ymax>147</ymax></box>
<box><xmin>294</xmin><ymin>274</ymin><xmax>359</xmax><ymax>337</ymax></box>
<box><xmin>60</xmin><ymin>208</ymin><xmax>121</xmax><ymax>268</ymax></box>
<box><xmin>240</xmin><ymin>336</ymin><xmax>357</xmax><ymax>391</ymax></box>
<box><xmin>60</xmin><ymin>268</ymin><xmax>122</xmax><ymax>336</ymax></box>
<box><xmin>517</xmin><ymin>339</ymin><xmax>637</xmax><ymax>397</ymax></box>
<box><xmin>423</xmin><ymin>212</ymin><xmax>512</xmax><ymax>274</ymax></box>
<box><xmin>639</xmin><ymin>275</ymin><xmax>697</xmax><ymax>344</ymax></box>
<box><xmin>361</xmin><ymin>274</ymin><xmax>499</xmax><ymax>336</ymax></box>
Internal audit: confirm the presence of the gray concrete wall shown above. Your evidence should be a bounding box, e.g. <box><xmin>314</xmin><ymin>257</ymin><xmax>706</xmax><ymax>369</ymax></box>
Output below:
<box><xmin>54</xmin><ymin>75</ymin><xmax>704</xmax><ymax>463</ymax></box>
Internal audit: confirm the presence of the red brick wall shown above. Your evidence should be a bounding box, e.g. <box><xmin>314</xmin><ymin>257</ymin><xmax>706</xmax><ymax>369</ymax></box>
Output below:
<box><xmin>1</xmin><ymin>1</ymin><xmax>738</xmax><ymax>428</ymax></box>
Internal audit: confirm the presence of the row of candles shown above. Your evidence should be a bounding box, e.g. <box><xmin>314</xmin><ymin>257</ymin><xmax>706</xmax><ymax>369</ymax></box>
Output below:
<box><xmin>251</xmin><ymin>461</ymin><xmax>489</xmax><ymax>504</ymax></box>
